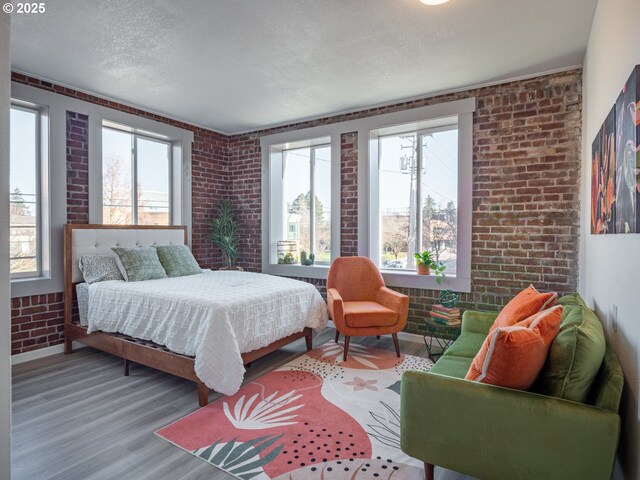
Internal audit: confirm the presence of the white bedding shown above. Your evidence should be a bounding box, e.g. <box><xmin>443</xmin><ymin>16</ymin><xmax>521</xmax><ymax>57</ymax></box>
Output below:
<box><xmin>87</xmin><ymin>270</ymin><xmax>328</xmax><ymax>395</ymax></box>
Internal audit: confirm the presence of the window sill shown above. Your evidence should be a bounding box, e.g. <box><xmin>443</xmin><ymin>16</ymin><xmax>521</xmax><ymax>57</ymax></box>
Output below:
<box><xmin>11</xmin><ymin>274</ymin><xmax>63</xmax><ymax>299</ymax></box>
<box><xmin>380</xmin><ymin>270</ymin><xmax>471</xmax><ymax>292</ymax></box>
<box><xmin>262</xmin><ymin>264</ymin><xmax>330</xmax><ymax>280</ymax></box>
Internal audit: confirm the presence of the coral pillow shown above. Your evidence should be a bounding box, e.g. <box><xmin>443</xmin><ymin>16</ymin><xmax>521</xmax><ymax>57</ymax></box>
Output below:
<box><xmin>491</xmin><ymin>285</ymin><xmax>558</xmax><ymax>331</ymax></box>
<box><xmin>465</xmin><ymin>305</ymin><xmax>563</xmax><ymax>390</ymax></box>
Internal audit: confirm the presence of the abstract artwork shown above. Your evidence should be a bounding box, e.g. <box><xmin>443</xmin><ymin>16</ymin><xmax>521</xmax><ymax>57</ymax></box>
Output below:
<box><xmin>615</xmin><ymin>65</ymin><xmax>640</xmax><ymax>233</ymax></box>
<box><xmin>591</xmin><ymin>105</ymin><xmax>617</xmax><ymax>234</ymax></box>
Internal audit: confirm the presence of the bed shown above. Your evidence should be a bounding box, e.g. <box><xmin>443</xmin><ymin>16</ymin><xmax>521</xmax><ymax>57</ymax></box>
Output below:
<box><xmin>64</xmin><ymin>224</ymin><xmax>328</xmax><ymax>406</ymax></box>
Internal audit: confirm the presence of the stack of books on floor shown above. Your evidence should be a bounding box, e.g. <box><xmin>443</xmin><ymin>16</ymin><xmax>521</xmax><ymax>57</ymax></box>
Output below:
<box><xmin>430</xmin><ymin>304</ymin><xmax>461</xmax><ymax>326</ymax></box>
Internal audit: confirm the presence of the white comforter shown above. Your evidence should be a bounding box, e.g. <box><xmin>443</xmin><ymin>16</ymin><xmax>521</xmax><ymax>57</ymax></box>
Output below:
<box><xmin>87</xmin><ymin>270</ymin><xmax>328</xmax><ymax>395</ymax></box>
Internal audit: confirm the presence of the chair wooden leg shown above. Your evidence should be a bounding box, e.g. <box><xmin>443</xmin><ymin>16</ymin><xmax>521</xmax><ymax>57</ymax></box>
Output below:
<box><xmin>197</xmin><ymin>382</ymin><xmax>209</xmax><ymax>407</ymax></box>
<box><xmin>425</xmin><ymin>462</ymin><xmax>434</xmax><ymax>480</ymax></box>
<box><xmin>343</xmin><ymin>336</ymin><xmax>350</xmax><ymax>361</ymax></box>
<box><xmin>123</xmin><ymin>358</ymin><xmax>130</xmax><ymax>376</ymax></box>
<box><xmin>392</xmin><ymin>333</ymin><xmax>401</xmax><ymax>357</ymax></box>
<box><xmin>64</xmin><ymin>333</ymin><xmax>73</xmax><ymax>355</ymax></box>
<box><xmin>305</xmin><ymin>328</ymin><xmax>313</xmax><ymax>351</ymax></box>
<box><xmin>335</xmin><ymin>330</ymin><xmax>340</xmax><ymax>343</ymax></box>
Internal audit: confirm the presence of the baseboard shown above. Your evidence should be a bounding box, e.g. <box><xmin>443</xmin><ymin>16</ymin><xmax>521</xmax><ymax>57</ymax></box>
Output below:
<box><xmin>11</xmin><ymin>342</ymin><xmax>86</xmax><ymax>365</ymax></box>
<box><xmin>326</xmin><ymin>320</ymin><xmax>423</xmax><ymax>344</ymax></box>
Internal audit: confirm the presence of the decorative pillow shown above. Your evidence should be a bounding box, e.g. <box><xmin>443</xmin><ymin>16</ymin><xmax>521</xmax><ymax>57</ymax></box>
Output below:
<box><xmin>465</xmin><ymin>305</ymin><xmax>563</xmax><ymax>390</ymax></box>
<box><xmin>155</xmin><ymin>245</ymin><xmax>202</xmax><ymax>278</ymax></box>
<box><xmin>491</xmin><ymin>285</ymin><xmax>558</xmax><ymax>331</ymax></box>
<box><xmin>111</xmin><ymin>246</ymin><xmax>167</xmax><ymax>282</ymax></box>
<box><xmin>78</xmin><ymin>255</ymin><xmax>124</xmax><ymax>284</ymax></box>
<box><xmin>534</xmin><ymin>293</ymin><xmax>606</xmax><ymax>403</ymax></box>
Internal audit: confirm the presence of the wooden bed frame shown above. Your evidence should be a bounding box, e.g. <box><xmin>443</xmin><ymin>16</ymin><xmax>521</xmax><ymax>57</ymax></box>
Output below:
<box><xmin>63</xmin><ymin>224</ymin><xmax>313</xmax><ymax>407</ymax></box>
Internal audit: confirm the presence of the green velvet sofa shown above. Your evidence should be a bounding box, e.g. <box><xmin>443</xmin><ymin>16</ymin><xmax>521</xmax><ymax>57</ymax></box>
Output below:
<box><xmin>400</xmin><ymin>295</ymin><xmax>624</xmax><ymax>480</ymax></box>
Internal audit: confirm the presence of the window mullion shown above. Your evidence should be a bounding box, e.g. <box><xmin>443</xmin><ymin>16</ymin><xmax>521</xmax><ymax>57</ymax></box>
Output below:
<box><xmin>310</xmin><ymin>147</ymin><xmax>316</xmax><ymax>257</ymax></box>
<box><xmin>132</xmin><ymin>134</ymin><xmax>138</xmax><ymax>225</ymax></box>
<box><xmin>416</xmin><ymin>133</ymin><xmax>423</xmax><ymax>254</ymax></box>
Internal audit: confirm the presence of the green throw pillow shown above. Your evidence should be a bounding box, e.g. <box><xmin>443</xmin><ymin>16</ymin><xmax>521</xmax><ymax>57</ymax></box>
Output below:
<box><xmin>111</xmin><ymin>246</ymin><xmax>167</xmax><ymax>282</ymax></box>
<box><xmin>155</xmin><ymin>245</ymin><xmax>202</xmax><ymax>278</ymax></box>
<box><xmin>535</xmin><ymin>293</ymin><xmax>606</xmax><ymax>403</ymax></box>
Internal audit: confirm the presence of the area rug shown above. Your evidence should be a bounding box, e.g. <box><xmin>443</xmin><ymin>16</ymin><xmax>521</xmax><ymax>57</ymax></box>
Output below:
<box><xmin>156</xmin><ymin>341</ymin><xmax>433</xmax><ymax>479</ymax></box>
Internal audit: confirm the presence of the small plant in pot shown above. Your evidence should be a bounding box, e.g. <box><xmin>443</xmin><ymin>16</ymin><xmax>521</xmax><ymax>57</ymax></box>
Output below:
<box><xmin>300</xmin><ymin>251</ymin><xmax>315</xmax><ymax>266</ymax></box>
<box><xmin>414</xmin><ymin>251</ymin><xmax>446</xmax><ymax>284</ymax></box>
<box><xmin>211</xmin><ymin>199</ymin><xmax>240</xmax><ymax>270</ymax></box>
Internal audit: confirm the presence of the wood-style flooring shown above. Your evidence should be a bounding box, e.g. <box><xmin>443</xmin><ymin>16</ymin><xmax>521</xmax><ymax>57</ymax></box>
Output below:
<box><xmin>12</xmin><ymin>328</ymin><xmax>473</xmax><ymax>480</ymax></box>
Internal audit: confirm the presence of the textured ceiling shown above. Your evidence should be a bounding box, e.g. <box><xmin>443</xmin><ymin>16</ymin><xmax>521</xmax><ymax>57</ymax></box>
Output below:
<box><xmin>10</xmin><ymin>0</ymin><xmax>597</xmax><ymax>133</ymax></box>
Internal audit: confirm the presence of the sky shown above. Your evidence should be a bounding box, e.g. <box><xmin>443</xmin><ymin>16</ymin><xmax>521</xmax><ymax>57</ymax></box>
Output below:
<box><xmin>10</xmin><ymin>107</ymin><xmax>37</xmax><ymax>205</ymax></box>
<box><xmin>380</xmin><ymin>128</ymin><xmax>458</xmax><ymax>212</ymax></box>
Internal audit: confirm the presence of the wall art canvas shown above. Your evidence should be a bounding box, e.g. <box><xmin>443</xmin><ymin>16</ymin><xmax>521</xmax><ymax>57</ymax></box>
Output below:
<box><xmin>591</xmin><ymin>105</ymin><xmax>617</xmax><ymax>234</ymax></box>
<box><xmin>615</xmin><ymin>65</ymin><xmax>640</xmax><ymax>233</ymax></box>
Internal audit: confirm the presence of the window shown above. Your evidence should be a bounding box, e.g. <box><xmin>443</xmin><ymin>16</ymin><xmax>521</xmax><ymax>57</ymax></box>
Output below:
<box><xmin>363</xmin><ymin>99</ymin><xmax>474</xmax><ymax>291</ymax></box>
<box><xmin>261</xmin><ymin>128</ymin><xmax>341</xmax><ymax>277</ymax></box>
<box><xmin>378</xmin><ymin>126</ymin><xmax>458</xmax><ymax>275</ymax></box>
<box><xmin>10</xmin><ymin>104</ymin><xmax>46</xmax><ymax>279</ymax></box>
<box><xmin>282</xmin><ymin>144</ymin><xmax>332</xmax><ymax>264</ymax></box>
<box><xmin>102</xmin><ymin>125</ymin><xmax>171</xmax><ymax>225</ymax></box>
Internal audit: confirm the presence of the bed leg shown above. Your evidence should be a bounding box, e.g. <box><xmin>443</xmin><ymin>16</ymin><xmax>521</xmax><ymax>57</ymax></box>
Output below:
<box><xmin>197</xmin><ymin>382</ymin><xmax>209</xmax><ymax>407</ymax></box>
<box><xmin>64</xmin><ymin>335</ymin><xmax>73</xmax><ymax>355</ymax></box>
<box><xmin>123</xmin><ymin>359</ymin><xmax>130</xmax><ymax>376</ymax></box>
<box><xmin>305</xmin><ymin>329</ymin><xmax>313</xmax><ymax>351</ymax></box>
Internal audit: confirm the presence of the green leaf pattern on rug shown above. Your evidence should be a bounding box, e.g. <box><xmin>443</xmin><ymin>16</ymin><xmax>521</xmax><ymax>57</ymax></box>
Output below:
<box><xmin>366</xmin><ymin>401</ymin><xmax>401</xmax><ymax>449</ymax></box>
<box><xmin>386</xmin><ymin>380</ymin><xmax>401</xmax><ymax>395</ymax></box>
<box><xmin>194</xmin><ymin>434</ymin><xmax>284</xmax><ymax>480</ymax></box>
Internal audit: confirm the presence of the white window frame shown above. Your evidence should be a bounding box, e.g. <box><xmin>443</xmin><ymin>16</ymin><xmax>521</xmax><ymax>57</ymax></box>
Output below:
<box><xmin>260</xmin><ymin>99</ymin><xmax>473</xmax><ymax>290</ymax></box>
<box><xmin>359</xmin><ymin>99</ymin><xmax>474</xmax><ymax>292</ymax></box>
<box><xmin>10</xmin><ymin>82</ymin><xmax>194</xmax><ymax>298</ymax></box>
<box><xmin>261</xmin><ymin>125</ymin><xmax>342</xmax><ymax>279</ymax></box>
<box><xmin>9</xmin><ymin>100</ymin><xmax>50</xmax><ymax>281</ymax></box>
<box><xmin>93</xmin><ymin>115</ymin><xmax>192</xmax><ymax>231</ymax></box>
<box><xmin>101</xmin><ymin>122</ymin><xmax>174</xmax><ymax>225</ymax></box>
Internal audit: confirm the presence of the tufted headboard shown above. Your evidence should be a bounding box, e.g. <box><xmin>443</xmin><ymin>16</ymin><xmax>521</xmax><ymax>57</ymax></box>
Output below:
<box><xmin>64</xmin><ymin>224</ymin><xmax>188</xmax><ymax>284</ymax></box>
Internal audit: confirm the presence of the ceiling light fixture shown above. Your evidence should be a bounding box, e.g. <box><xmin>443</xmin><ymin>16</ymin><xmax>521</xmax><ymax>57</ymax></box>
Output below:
<box><xmin>419</xmin><ymin>0</ymin><xmax>451</xmax><ymax>5</ymax></box>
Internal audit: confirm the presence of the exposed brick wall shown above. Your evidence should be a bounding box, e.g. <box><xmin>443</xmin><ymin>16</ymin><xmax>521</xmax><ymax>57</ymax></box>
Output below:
<box><xmin>11</xmin><ymin>294</ymin><xmax>64</xmax><ymax>355</ymax></box>
<box><xmin>226</xmin><ymin>69</ymin><xmax>583</xmax><ymax>334</ymax></box>
<box><xmin>340</xmin><ymin>132</ymin><xmax>358</xmax><ymax>256</ymax></box>
<box><xmin>66</xmin><ymin>111</ymin><xmax>89</xmax><ymax>223</ymax></box>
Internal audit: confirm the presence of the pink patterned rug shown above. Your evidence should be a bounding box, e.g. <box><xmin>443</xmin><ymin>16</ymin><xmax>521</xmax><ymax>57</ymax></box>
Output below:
<box><xmin>156</xmin><ymin>341</ymin><xmax>433</xmax><ymax>479</ymax></box>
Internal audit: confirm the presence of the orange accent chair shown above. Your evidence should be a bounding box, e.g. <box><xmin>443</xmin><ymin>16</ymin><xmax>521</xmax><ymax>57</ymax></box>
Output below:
<box><xmin>327</xmin><ymin>256</ymin><xmax>409</xmax><ymax>361</ymax></box>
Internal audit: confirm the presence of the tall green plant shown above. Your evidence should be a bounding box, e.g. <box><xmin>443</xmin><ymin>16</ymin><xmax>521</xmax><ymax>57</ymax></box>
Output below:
<box><xmin>211</xmin><ymin>200</ymin><xmax>239</xmax><ymax>269</ymax></box>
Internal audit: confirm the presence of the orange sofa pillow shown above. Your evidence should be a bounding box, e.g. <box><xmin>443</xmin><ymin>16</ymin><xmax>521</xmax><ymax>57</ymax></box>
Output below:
<box><xmin>465</xmin><ymin>305</ymin><xmax>563</xmax><ymax>390</ymax></box>
<box><xmin>491</xmin><ymin>285</ymin><xmax>558</xmax><ymax>331</ymax></box>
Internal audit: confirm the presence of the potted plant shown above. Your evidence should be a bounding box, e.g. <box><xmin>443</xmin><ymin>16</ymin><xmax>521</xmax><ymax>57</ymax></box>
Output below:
<box><xmin>211</xmin><ymin>199</ymin><xmax>239</xmax><ymax>270</ymax></box>
<box><xmin>414</xmin><ymin>251</ymin><xmax>446</xmax><ymax>284</ymax></box>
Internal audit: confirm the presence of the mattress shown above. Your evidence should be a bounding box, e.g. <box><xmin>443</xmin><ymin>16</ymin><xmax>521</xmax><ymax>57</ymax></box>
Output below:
<box><xmin>87</xmin><ymin>270</ymin><xmax>328</xmax><ymax>395</ymax></box>
<box><xmin>76</xmin><ymin>282</ymin><xmax>89</xmax><ymax>326</ymax></box>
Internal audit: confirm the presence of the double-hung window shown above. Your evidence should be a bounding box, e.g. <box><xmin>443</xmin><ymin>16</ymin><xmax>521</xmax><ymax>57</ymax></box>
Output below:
<box><xmin>9</xmin><ymin>103</ymin><xmax>48</xmax><ymax>279</ymax></box>
<box><xmin>102</xmin><ymin>124</ymin><xmax>172</xmax><ymax>225</ymax></box>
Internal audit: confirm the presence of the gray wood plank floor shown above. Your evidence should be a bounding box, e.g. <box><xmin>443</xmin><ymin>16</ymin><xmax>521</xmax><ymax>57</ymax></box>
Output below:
<box><xmin>12</xmin><ymin>329</ymin><xmax>473</xmax><ymax>480</ymax></box>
